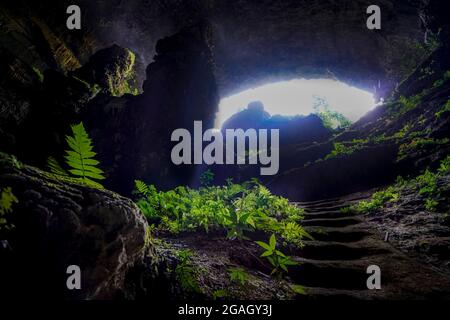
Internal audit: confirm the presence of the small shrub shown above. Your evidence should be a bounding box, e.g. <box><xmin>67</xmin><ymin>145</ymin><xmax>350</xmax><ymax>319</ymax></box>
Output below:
<box><xmin>256</xmin><ymin>234</ymin><xmax>299</xmax><ymax>276</ymax></box>
<box><xmin>290</xmin><ymin>284</ymin><xmax>307</xmax><ymax>296</ymax></box>
<box><xmin>134</xmin><ymin>180</ymin><xmax>308</xmax><ymax>247</ymax></box>
<box><xmin>435</xmin><ymin>100</ymin><xmax>450</xmax><ymax>118</ymax></box>
<box><xmin>175</xmin><ymin>249</ymin><xmax>201</xmax><ymax>294</ymax></box>
<box><xmin>0</xmin><ymin>187</ymin><xmax>18</xmax><ymax>230</ymax></box>
<box><xmin>228</xmin><ymin>267</ymin><xmax>249</xmax><ymax>287</ymax></box>
<box><xmin>397</xmin><ymin>137</ymin><xmax>449</xmax><ymax>161</ymax></box>
<box><xmin>200</xmin><ymin>169</ymin><xmax>214</xmax><ymax>187</ymax></box>
<box><xmin>352</xmin><ymin>186</ymin><xmax>399</xmax><ymax>214</ymax></box>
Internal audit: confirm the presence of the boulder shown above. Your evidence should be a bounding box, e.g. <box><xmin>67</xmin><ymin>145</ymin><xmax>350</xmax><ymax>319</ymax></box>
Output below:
<box><xmin>71</xmin><ymin>44</ymin><xmax>142</xmax><ymax>97</ymax></box>
<box><xmin>0</xmin><ymin>153</ymin><xmax>149</xmax><ymax>299</ymax></box>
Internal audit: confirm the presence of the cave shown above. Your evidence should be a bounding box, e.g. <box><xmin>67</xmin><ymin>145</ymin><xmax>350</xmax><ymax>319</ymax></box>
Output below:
<box><xmin>1</xmin><ymin>0</ymin><xmax>450</xmax><ymax>307</ymax></box>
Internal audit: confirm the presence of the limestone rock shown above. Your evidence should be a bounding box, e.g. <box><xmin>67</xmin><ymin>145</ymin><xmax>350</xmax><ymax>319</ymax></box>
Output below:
<box><xmin>0</xmin><ymin>153</ymin><xmax>148</xmax><ymax>299</ymax></box>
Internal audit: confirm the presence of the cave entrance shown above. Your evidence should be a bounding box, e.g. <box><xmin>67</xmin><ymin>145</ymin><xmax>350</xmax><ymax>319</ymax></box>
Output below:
<box><xmin>215</xmin><ymin>79</ymin><xmax>377</xmax><ymax>128</ymax></box>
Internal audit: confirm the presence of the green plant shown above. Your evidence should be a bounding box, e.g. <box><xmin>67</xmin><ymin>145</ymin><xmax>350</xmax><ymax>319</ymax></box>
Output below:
<box><xmin>397</xmin><ymin>137</ymin><xmax>449</xmax><ymax>161</ymax></box>
<box><xmin>0</xmin><ymin>187</ymin><xmax>18</xmax><ymax>229</ymax></box>
<box><xmin>47</xmin><ymin>156</ymin><xmax>68</xmax><ymax>176</ymax></box>
<box><xmin>175</xmin><ymin>249</ymin><xmax>201</xmax><ymax>294</ymax></box>
<box><xmin>256</xmin><ymin>234</ymin><xmax>299</xmax><ymax>276</ymax></box>
<box><xmin>352</xmin><ymin>186</ymin><xmax>399</xmax><ymax>213</ymax></box>
<box><xmin>313</xmin><ymin>96</ymin><xmax>352</xmax><ymax>130</ymax></box>
<box><xmin>290</xmin><ymin>284</ymin><xmax>307</xmax><ymax>296</ymax></box>
<box><xmin>134</xmin><ymin>180</ymin><xmax>308</xmax><ymax>247</ymax></box>
<box><xmin>436</xmin><ymin>100</ymin><xmax>450</xmax><ymax>118</ymax></box>
<box><xmin>228</xmin><ymin>267</ymin><xmax>249</xmax><ymax>287</ymax></box>
<box><xmin>324</xmin><ymin>140</ymin><xmax>366</xmax><ymax>160</ymax></box>
<box><xmin>64</xmin><ymin>122</ymin><xmax>105</xmax><ymax>188</ymax></box>
<box><xmin>212</xmin><ymin>289</ymin><xmax>228</xmax><ymax>300</ymax></box>
<box><xmin>393</xmin><ymin>123</ymin><xmax>412</xmax><ymax>140</ymax></box>
<box><xmin>200</xmin><ymin>169</ymin><xmax>214</xmax><ymax>187</ymax></box>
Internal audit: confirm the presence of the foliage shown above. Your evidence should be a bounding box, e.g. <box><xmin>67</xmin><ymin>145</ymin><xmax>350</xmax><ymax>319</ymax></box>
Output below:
<box><xmin>175</xmin><ymin>249</ymin><xmax>201</xmax><ymax>294</ymax></box>
<box><xmin>47</xmin><ymin>156</ymin><xmax>68</xmax><ymax>176</ymax></box>
<box><xmin>63</xmin><ymin>122</ymin><xmax>105</xmax><ymax>188</ymax></box>
<box><xmin>200</xmin><ymin>169</ymin><xmax>214</xmax><ymax>187</ymax></box>
<box><xmin>352</xmin><ymin>156</ymin><xmax>450</xmax><ymax>213</ymax></box>
<box><xmin>397</xmin><ymin>95</ymin><xmax>421</xmax><ymax>115</ymax></box>
<box><xmin>436</xmin><ymin>99</ymin><xmax>450</xmax><ymax>118</ymax></box>
<box><xmin>256</xmin><ymin>234</ymin><xmax>299</xmax><ymax>276</ymax></box>
<box><xmin>134</xmin><ymin>180</ymin><xmax>309</xmax><ymax>246</ymax></box>
<box><xmin>0</xmin><ymin>187</ymin><xmax>18</xmax><ymax>229</ymax></box>
<box><xmin>397</xmin><ymin>137</ymin><xmax>449</xmax><ymax>161</ymax></box>
<box><xmin>352</xmin><ymin>186</ymin><xmax>399</xmax><ymax>214</ymax></box>
<box><xmin>313</xmin><ymin>96</ymin><xmax>352</xmax><ymax>130</ymax></box>
<box><xmin>324</xmin><ymin>140</ymin><xmax>367</xmax><ymax>160</ymax></box>
<box><xmin>290</xmin><ymin>284</ymin><xmax>307</xmax><ymax>296</ymax></box>
<box><xmin>393</xmin><ymin>123</ymin><xmax>412</xmax><ymax>140</ymax></box>
<box><xmin>228</xmin><ymin>267</ymin><xmax>249</xmax><ymax>287</ymax></box>
<box><xmin>212</xmin><ymin>289</ymin><xmax>228</xmax><ymax>300</ymax></box>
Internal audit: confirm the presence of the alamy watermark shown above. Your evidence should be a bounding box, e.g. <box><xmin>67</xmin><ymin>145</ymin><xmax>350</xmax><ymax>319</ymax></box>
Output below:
<box><xmin>171</xmin><ymin>121</ymin><xmax>279</xmax><ymax>175</ymax></box>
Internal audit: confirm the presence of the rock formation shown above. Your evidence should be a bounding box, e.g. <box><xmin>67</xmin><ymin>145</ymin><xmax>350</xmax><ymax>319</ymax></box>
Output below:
<box><xmin>0</xmin><ymin>153</ymin><xmax>149</xmax><ymax>299</ymax></box>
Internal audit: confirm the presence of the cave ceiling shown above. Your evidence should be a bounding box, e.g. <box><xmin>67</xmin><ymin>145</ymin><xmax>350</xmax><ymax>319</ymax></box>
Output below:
<box><xmin>3</xmin><ymin>0</ymin><xmax>427</xmax><ymax>99</ymax></box>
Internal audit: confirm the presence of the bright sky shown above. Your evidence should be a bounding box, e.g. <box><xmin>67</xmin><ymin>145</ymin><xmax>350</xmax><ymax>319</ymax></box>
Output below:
<box><xmin>215</xmin><ymin>79</ymin><xmax>376</xmax><ymax>128</ymax></box>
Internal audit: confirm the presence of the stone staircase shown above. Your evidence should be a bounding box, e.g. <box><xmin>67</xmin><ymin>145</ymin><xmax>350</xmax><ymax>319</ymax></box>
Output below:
<box><xmin>287</xmin><ymin>195</ymin><xmax>450</xmax><ymax>300</ymax></box>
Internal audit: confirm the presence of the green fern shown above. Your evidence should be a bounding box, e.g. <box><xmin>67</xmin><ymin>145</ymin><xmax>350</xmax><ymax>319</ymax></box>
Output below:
<box><xmin>135</xmin><ymin>180</ymin><xmax>149</xmax><ymax>196</ymax></box>
<box><xmin>64</xmin><ymin>122</ymin><xmax>105</xmax><ymax>188</ymax></box>
<box><xmin>0</xmin><ymin>187</ymin><xmax>18</xmax><ymax>229</ymax></box>
<box><xmin>47</xmin><ymin>156</ymin><xmax>68</xmax><ymax>176</ymax></box>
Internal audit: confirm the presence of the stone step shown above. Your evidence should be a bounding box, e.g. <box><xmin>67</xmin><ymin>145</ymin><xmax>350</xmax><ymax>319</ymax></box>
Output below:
<box><xmin>304</xmin><ymin>227</ymin><xmax>371</xmax><ymax>242</ymax></box>
<box><xmin>288</xmin><ymin>259</ymin><xmax>372</xmax><ymax>290</ymax></box>
<box><xmin>302</xmin><ymin>210</ymin><xmax>356</xmax><ymax>220</ymax></box>
<box><xmin>292</xmin><ymin>241</ymin><xmax>390</xmax><ymax>261</ymax></box>
<box><xmin>302</xmin><ymin>217</ymin><xmax>363</xmax><ymax>228</ymax></box>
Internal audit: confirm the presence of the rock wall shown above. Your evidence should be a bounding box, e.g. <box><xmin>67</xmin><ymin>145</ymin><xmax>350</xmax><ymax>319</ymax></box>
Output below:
<box><xmin>83</xmin><ymin>22</ymin><xmax>219</xmax><ymax>194</ymax></box>
<box><xmin>0</xmin><ymin>153</ymin><xmax>149</xmax><ymax>299</ymax></box>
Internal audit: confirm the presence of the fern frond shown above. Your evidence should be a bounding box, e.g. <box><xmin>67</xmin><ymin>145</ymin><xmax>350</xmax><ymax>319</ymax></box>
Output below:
<box><xmin>64</xmin><ymin>122</ymin><xmax>105</xmax><ymax>188</ymax></box>
<box><xmin>135</xmin><ymin>180</ymin><xmax>149</xmax><ymax>196</ymax></box>
<box><xmin>47</xmin><ymin>157</ymin><xmax>68</xmax><ymax>176</ymax></box>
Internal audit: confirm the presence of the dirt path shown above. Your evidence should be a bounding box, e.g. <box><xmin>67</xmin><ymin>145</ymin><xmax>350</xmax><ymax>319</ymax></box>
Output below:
<box><xmin>289</xmin><ymin>194</ymin><xmax>450</xmax><ymax>299</ymax></box>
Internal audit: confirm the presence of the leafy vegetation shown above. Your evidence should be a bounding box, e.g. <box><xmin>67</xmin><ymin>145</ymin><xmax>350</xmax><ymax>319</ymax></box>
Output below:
<box><xmin>134</xmin><ymin>177</ymin><xmax>310</xmax><ymax>246</ymax></box>
<box><xmin>256</xmin><ymin>234</ymin><xmax>299</xmax><ymax>276</ymax></box>
<box><xmin>313</xmin><ymin>96</ymin><xmax>352</xmax><ymax>130</ymax></box>
<box><xmin>0</xmin><ymin>187</ymin><xmax>18</xmax><ymax>230</ymax></box>
<box><xmin>175</xmin><ymin>249</ymin><xmax>201</xmax><ymax>294</ymax></box>
<box><xmin>228</xmin><ymin>267</ymin><xmax>250</xmax><ymax>287</ymax></box>
<box><xmin>199</xmin><ymin>169</ymin><xmax>214</xmax><ymax>187</ymax></box>
<box><xmin>435</xmin><ymin>99</ymin><xmax>450</xmax><ymax>118</ymax></box>
<box><xmin>48</xmin><ymin>122</ymin><xmax>105</xmax><ymax>188</ymax></box>
<box><xmin>350</xmin><ymin>156</ymin><xmax>450</xmax><ymax>213</ymax></box>
<box><xmin>351</xmin><ymin>186</ymin><xmax>399</xmax><ymax>214</ymax></box>
<box><xmin>397</xmin><ymin>137</ymin><xmax>449</xmax><ymax>161</ymax></box>
<box><xmin>290</xmin><ymin>284</ymin><xmax>307</xmax><ymax>296</ymax></box>
<box><xmin>323</xmin><ymin>140</ymin><xmax>368</xmax><ymax>161</ymax></box>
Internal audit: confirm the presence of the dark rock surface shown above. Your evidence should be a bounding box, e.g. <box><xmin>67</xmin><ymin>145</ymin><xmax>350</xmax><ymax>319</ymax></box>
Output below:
<box><xmin>365</xmin><ymin>175</ymin><xmax>450</xmax><ymax>274</ymax></box>
<box><xmin>72</xmin><ymin>44</ymin><xmax>142</xmax><ymax>97</ymax></box>
<box><xmin>82</xmin><ymin>22</ymin><xmax>219</xmax><ymax>195</ymax></box>
<box><xmin>1</xmin><ymin>0</ymin><xmax>429</xmax><ymax>99</ymax></box>
<box><xmin>0</xmin><ymin>153</ymin><xmax>149</xmax><ymax>299</ymax></box>
<box><xmin>222</xmin><ymin>101</ymin><xmax>332</xmax><ymax>146</ymax></box>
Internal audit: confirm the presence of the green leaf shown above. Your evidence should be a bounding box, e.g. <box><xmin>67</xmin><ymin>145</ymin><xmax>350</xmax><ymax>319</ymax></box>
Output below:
<box><xmin>63</xmin><ymin>122</ymin><xmax>105</xmax><ymax>188</ymax></box>
<box><xmin>256</xmin><ymin>241</ymin><xmax>271</xmax><ymax>250</ymax></box>
<box><xmin>290</xmin><ymin>284</ymin><xmax>307</xmax><ymax>295</ymax></box>
<box><xmin>269</xmin><ymin>234</ymin><xmax>276</xmax><ymax>249</ymax></box>
<box><xmin>260</xmin><ymin>251</ymin><xmax>272</xmax><ymax>257</ymax></box>
<box><xmin>47</xmin><ymin>157</ymin><xmax>68</xmax><ymax>176</ymax></box>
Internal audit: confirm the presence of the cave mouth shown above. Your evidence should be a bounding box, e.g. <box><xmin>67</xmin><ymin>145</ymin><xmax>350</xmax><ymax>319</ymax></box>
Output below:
<box><xmin>215</xmin><ymin>79</ymin><xmax>377</xmax><ymax>128</ymax></box>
